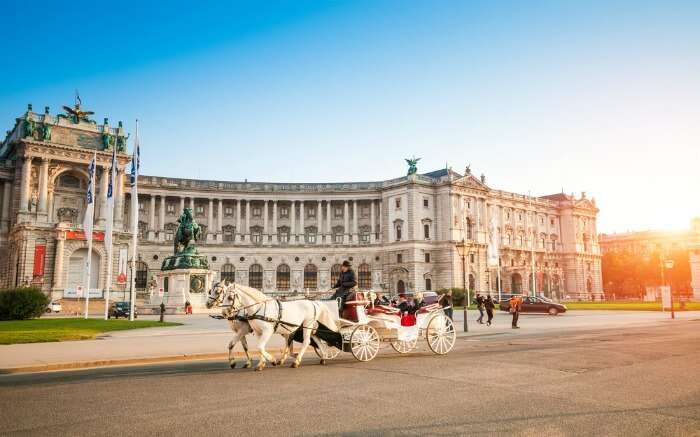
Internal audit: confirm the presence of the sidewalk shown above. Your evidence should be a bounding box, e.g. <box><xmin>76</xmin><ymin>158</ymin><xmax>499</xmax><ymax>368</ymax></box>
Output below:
<box><xmin>1</xmin><ymin>311</ymin><xmax>698</xmax><ymax>374</ymax></box>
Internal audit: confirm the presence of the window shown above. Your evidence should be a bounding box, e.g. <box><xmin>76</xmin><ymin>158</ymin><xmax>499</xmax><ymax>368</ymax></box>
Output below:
<box><xmin>252</xmin><ymin>207</ymin><xmax>261</xmax><ymax>218</ymax></box>
<box><xmin>59</xmin><ymin>174</ymin><xmax>81</xmax><ymax>189</ymax></box>
<box><xmin>248</xmin><ymin>264</ymin><xmax>263</xmax><ymax>289</ymax></box>
<box><xmin>303</xmin><ymin>264</ymin><xmax>317</xmax><ymax>290</ymax></box>
<box><xmin>517</xmin><ymin>235</ymin><xmax>523</xmax><ymax>246</ymax></box>
<box><xmin>307</xmin><ymin>208</ymin><xmax>316</xmax><ymax>218</ymax></box>
<box><xmin>225</xmin><ymin>207</ymin><xmax>233</xmax><ymax>217</ymax></box>
<box><xmin>358</xmin><ymin>263</ymin><xmax>371</xmax><ymax>289</ymax></box>
<box><xmin>518</xmin><ymin>213</ymin><xmax>522</xmax><ymax>221</ymax></box>
<box><xmin>539</xmin><ymin>217</ymin><xmax>544</xmax><ymax>225</ymax></box>
<box><xmin>550</xmin><ymin>218</ymin><xmax>555</xmax><ymax>226</ymax></box>
<box><xmin>395</xmin><ymin>222</ymin><xmax>402</xmax><ymax>241</ymax></box>
<box><xmin>506</xmin><ymin>233</ymin><xmax>512</xmax><ymax>245</ymax></box>
<box><xmin>332</xmin><ymin>226</ymin><xmax>344</xmax><ymax>243</ymax></box>
<box><xmin>359</xmin><ymin>225</ymin><xmax>371</xmax><ymax>243</ymax></box>
<box><xmin>280</xmin><ymin>206</ymin><xmax>289</xmax><ymax>218</ymax></box>
<box><xmin>195</xmin><ymin>205</ymin><xmax>204</xmax><ymax>215</ymax></box>
<box><xmin>425</xmin><ymin>253</ymin><xmax>431</xmax><ymax>263</ymax></box>
<box><xmin>361</xmin><ymin>206</ymin><xmax>369</xmax><ymax>218</ymax></box>
<box><xmin>165</xmin><ymin>230</ymin><xmax>174</xmax><ymax>241</ymax></box>
<box><xmin>466</xmin><ymin>219</ymin><xmax>473</xmax><ymax>240</ymax></box>
<box><xmin>506</xmin><ymin>211</ymin><xmax>511</xmax><ymax>220</ymax></box>
<box><xmin>276</xmin><ymin>264</ymin><xmax>290</xmax><ymax>291</ymax></box>
<box><xmin>425</xmin><ymin>278</ymin><xmax>432</xmax><ymax>291</ymax></box>
<box><xmin>251</xmin><ymin>226</ymin><xmax>262</xmax><ymax>244</ymax></box>
<box><xmin>466</xmin><ymin>200</ymin><xmax>471</xmax><ymax>209</ymax></box>
<box><xmin>395</xmin><ymin>198</ymin><xmax>401</xmax><ymax>209</ymax></box>
<box><xmin>470</xmin><ymin>253</ymin><xmax>475</xmax><ymax>263</ymax></box>
<box><xmin>423</xmin><ymin>198</ymin><xmax>429</xmax><ymax>208</ymax></box>
<box><xmin>540</xmin><ymin>237</ymin><xmax>546</xmax><ymax>249</ymax></box>
<box><xmin>397</xmin><ymin>254</ymin><xmax>403</xmax><ymax>263</ymax></box>
<box><xmin>305</xmin><ymin>226</ymin><xmax>317</xmax><ymax>244</ymax></box>
<box><xmin>334</xmin><ymin>207</ymin><xmax>343</xmax><ymax>218</ymax></box>
<box><xmin>424</xmin><ymin>224</ymin><xmax>430</xmax><ymax>239</ymax></box>
<box><xmin>223</xmin><ymin>225</ymin><xmax>235</xmax><ymax>242</ymax></box>
<box><xmin>221</xmin><ymin>264</ymin><xmax>235</xmax><ymax>283</ymax></box>
<box><xmin>135</xmin><ymin>261</ymin><xmax>148</xmax><ymax>289</ymax></box>
<box><xmin>278</xmin><ymin>226</ymin><xmax>290</xmax><ymax>243</ymax></box>
<box><xmin>139</xmin><ymin>202</ymin><xmax>145</xmax><ymax>211</ymax></box>
<box><xmin>331</xmin><ymin>264</ymin><xmax>342</xmax><ymax>285</ymax></box>
<box><xmin>166</xmin><ymin>204</ymin><xmax>175</xmax><ymax>214</ymax></box>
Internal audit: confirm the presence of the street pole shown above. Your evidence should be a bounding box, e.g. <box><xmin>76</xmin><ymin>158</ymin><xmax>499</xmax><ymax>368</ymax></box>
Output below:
<box><xmin>664</xmin><ymin>259</ymin><xmax>675</xmax><ymax>319</ymax></box>
<box><xmin>462</xmin><ymin>240</ymin><xmax>469</xmax><ymax>332</ymax></box>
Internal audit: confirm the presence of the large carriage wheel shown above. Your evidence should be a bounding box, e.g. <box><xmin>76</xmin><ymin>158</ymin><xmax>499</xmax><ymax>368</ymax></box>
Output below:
<box><xmin>426</xmin><ymin>313</ymin><xmax>456</xmax><ymax>355</ymax></box>
<box><xmin>314</xmin><ymin>343</ymin><xmax>341</xmax><ymax>360</ymax></box>
<box><xmin>390</xmin><ymin>337</ymin><xmax>417</xmax><ymax>354</ymax></box>
<box><xmin>350</xmin><ymin>325</ymin><xmax>380</xmax><ymax>362</ymax></box>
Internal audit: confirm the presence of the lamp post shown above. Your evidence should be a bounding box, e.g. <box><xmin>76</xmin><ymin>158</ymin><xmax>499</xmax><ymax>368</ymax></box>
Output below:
<box><xmin>664</xmin><ymin>259</ymin><xmax>675</xmax><ymax>319</ymax></box>
<box><xmin>457</xmin><ymin>239</ymin><xmax>469</xmax><ymax>332</ymax></box>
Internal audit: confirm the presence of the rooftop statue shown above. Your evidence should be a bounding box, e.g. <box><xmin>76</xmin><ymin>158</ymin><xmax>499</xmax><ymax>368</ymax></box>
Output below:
<box><xmin>61</xmin><ymin>92</ymin><xmax>94</xmax><ymax>124</ymax></box>
<box><xmin>405</xmin><ymin>156</ymin><xmax>421</xmax><ymax>175</ymax></box>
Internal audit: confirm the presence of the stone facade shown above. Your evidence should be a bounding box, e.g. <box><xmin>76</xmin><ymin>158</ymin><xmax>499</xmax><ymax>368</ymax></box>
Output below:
<box><xmin>0</xmin><ymin>105</ymin><xmax>603</xmax><ymax>300</ymax></box>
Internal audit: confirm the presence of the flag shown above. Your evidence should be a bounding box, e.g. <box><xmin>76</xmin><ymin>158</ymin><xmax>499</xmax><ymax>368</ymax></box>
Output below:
<box><xmin>83</xmin><ymin>152</ymin><xmax>96</xmax><ymax>238</ymax></box>
<box><xmin>104</xmin><ymin>146</ymin><xmax>117</xmax><ymax>254</ymax></box>
<box><xmin>487</xmin><ymin>206</ymin><xmax>500</xmax><ymax>267</ymax></box>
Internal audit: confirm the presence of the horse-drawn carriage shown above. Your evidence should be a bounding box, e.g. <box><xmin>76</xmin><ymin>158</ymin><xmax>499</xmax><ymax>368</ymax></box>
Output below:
<box><xmin>206</xmin><ymin>281</ymin><xmax>456</xmax><ymax>370</ymax></box>
<box><xmin>313</xmin><ymin>290</ymin><xmax>456</xmax><ymax>362</ymax></box>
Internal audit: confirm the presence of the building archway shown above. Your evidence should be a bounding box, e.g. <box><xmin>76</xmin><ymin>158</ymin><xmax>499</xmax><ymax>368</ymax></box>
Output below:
<box><xmin>397</xmin><ymin>280</ymin><xmax>406</xmax><ymax>294</ymax></box>
<box><xmin>66</xmin><ymin>248</ymin><xmax>100</xmax><ymax>292</ymax></box>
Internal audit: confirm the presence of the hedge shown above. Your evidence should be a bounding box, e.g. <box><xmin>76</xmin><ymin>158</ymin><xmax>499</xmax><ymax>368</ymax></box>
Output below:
<box><xmin>0</xmin><ymin>287</ymin><xmax>50</xmax><ymax>320</ymax></box>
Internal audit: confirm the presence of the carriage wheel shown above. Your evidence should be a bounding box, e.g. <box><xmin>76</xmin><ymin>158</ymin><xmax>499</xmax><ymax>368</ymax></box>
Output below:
<box><xmin>314</xmin><ymin>343</ymin><xmax>341</xmax><ymax>360</ymax></box>
<box><xmin>350</xmin><ymin>325</ymin><xmax>380</xmax><ymax>362</ymax></box>
<box><xmin>390</xmin><ymin>337</ymin><xmax>417</xmax><ymax>354</ymax></box>
<box><xmin>426</xmin><ymin>313</ymin><xmax>456</xmax><ymax>355</ymax></box>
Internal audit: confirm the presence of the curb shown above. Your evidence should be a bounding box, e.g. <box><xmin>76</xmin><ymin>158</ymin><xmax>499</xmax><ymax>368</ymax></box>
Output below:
<box><xmin>0</xmin><ymin>348</ymin><xmax>285</xmax><ymax>375</ymax></box>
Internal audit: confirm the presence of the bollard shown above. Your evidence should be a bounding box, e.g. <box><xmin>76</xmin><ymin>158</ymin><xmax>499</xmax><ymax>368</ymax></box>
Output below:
<box><xmin>159</xmin><ymin>303</ymin><xmax>165</xmax><ymax>323</ymax></box>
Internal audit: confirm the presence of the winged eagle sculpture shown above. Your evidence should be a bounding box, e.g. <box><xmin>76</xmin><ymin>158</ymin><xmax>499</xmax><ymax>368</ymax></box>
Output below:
<box><xmin>62</xmin><ymin>91</ymin><xmax>94</xmax><ymax>123</ymax></box>
<box><xmin>405</xmin><ymin>156</ymin><xmax>421</xmax><ymax>175</ymax></box>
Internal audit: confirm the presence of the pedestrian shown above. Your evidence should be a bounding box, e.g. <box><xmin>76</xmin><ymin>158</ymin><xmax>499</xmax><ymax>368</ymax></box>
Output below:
<box><xmin>475</xmin><ymin>293</ymin><xmax>485</xmax><ymax>324</ymax></box>
<box><xmin>484</xmin><ymin>295</ymin><xmax>495</xmax><ymax>326</ymax></box>
<box><xmin>508</xmin><ymin>294</ymin><xmax>523</xmax><ymax>329</ymax></box>
<box><xmin>185</xmin><ymin>300</ymin><xmax>192</xmax><ymax>315</ymax></box>
<box><xmin>439</xmin><ymin>290</ymin><xmax>454</xmax><ymax>320</ymax></box>
<box><xmin>159</xmin><ymin>302</ymin><xmax>166</xmax><ymax>323</ymax></box>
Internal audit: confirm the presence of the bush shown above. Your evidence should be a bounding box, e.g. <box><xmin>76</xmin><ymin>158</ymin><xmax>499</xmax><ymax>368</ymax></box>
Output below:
<box><xmin>0</xmin><ymin>287</ymin><xmax>50</xmax><ymax>320</ymax></box>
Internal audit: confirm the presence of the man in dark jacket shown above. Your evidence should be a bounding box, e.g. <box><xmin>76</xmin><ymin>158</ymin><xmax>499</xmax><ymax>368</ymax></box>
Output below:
<box><xmin>331</xmin><ymin>261</ymin><xmax>357</xmax><ymax>307</ymax></box>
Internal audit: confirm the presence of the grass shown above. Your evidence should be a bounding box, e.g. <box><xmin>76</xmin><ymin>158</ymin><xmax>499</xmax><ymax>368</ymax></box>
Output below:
<box><xmin>563</xmin><ymin>302</ymin><xmax>700</xmax><ymax>311</ymax></box>
<box><xmin>0</xmin><ymin>318</ymin><xmax>181</xmax><ymax>345</ymax></box>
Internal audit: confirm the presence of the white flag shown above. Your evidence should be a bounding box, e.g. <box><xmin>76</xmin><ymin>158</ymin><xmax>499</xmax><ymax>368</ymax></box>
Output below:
<box><xmin>487</xmin><ymin>206</ymin><xmax>500</xmax><ymax>267</ymax></box>
<box><xmin>83</xmin><ymin>153</ymin><xmax>96</xmax><ymax>239</ymax></box>
<box><xmin>104</xmin><ymin>146</ymin><xmax>117</xmax><ymax>254</ymax></box>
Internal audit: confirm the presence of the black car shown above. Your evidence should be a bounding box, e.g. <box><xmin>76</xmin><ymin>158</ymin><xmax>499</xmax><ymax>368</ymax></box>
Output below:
<box><xmin>108</xmin><ymin>301</ymin><xmax>138</xmax><ymax>319</ymax></box>
<box><xmin>499</xmin><ymin>296</ymin><xmax>567</xmax><ymax>315</ymax></box>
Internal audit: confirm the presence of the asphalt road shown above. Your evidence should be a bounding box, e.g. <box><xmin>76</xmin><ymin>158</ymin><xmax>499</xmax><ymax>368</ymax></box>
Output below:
<box><xmin>1</xmin><ymin>321</ymin><xmax>699</xmax><ymax>436</ymax></box>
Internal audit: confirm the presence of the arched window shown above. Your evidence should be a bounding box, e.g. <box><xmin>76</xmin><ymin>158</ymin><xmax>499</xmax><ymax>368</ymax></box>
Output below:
<box><xmin>303</xmin><ymin>264</ymin><xmax>318</xmax><ymax>290</ymax></box>
<box><xmin>249</xmin><ymin>264</ymin><xmax>263</xmax><ymax>289</ymax></box>
<box><xmin>276</xmin><ymin>264</ymin><xmax>290</xmax><ymax>291</ymax></box>
<box><xmin>221</xmin><ymin>264</ymin><xmax>235</xmax><ymax>283</ymax></box>
<box><xmin>357</xmin><ymin>263</ymin><xmax>371</xmax><ymax>289</ymax></box>
<box><xmin>425</xmin><ymin>278</ymin><xmax>432</xmax><ymax>291</ymax></box>
<box><xmin>222</xmin><ymin>225</ymin><xmax>235</xmax><ymax>242</ymax></box>
<box><xmin>397</xmin><ymin>280</ymin><xmax>406</xmax><ymax>293</ymax></box>
<box><xmin>466</xmin><ymin>219</ymin><xmax>473</xmax><ymax>240</ymax></box>
<box><xmin>135</xmin><ymin>261</ymin><xmax>148</xmax><ymax>290</ymax></box>
<box><xmin>395</xmin><ymin>223</ymin><xmax>402</xmax><ymax>241</ymax></box>
<box><xmin>424</xmin><ymin>223</ymin><xmax>430</xmax><ymax>239</ymax></box>
<box><xmin>331</xmin><ymin>264</ymin><xmax>342</xmax><ymax>285</ymax></box>
<box><xmin>506</xmin><ymin>233</ymin><xmax>512</xmax><ymax>245</ymax></box>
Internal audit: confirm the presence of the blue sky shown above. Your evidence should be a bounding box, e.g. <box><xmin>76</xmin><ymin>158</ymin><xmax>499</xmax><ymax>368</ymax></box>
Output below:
<box><xmin>1</xmin><ymin>0</ymin><xmax>699</xmax><ymax>232</ymax></box>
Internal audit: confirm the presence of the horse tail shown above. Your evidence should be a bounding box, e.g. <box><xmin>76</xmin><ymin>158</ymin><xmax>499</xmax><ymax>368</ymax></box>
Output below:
<box><xmin>316</xmin><ymin>303</ymin><xmax>339</xmax><ymax>332</ymax></box>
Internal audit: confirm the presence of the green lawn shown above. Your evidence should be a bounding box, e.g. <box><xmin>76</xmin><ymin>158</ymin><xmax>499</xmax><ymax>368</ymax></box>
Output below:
<box><xmin>563</xmin><ymin>302</ymin><xmax>700</xmax><ymax>311</ymax></box>
<box><xmin>0</xmin><ymin>318</ymin><xmax>181</xmax><ymax>345</ymax></box>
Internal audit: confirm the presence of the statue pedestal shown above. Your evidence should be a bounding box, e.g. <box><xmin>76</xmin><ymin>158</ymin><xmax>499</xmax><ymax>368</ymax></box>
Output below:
<box><xmin>148</xmin><ymin>268</ymin><xmax>215</xmax><ymax>313</ymax></box>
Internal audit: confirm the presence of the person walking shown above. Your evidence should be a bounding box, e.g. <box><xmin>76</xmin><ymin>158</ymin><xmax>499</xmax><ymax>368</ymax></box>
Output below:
<box><xmin>508</xmin><ymin>294</ymin><xmax>523</xmax><ymax>329</ymax></box>
<box><xmin>484</xmin><ymin>295</ymin><xmax>495</xmax><ymax>326</ymax></box>
<box><xmin>475</xmin><ymin>293</ymin><xmax>485</xmax><ymax>324</ymax></box>
<box><xmin>439</xmin><ymin>290</ymin><xmax>454</xmax><ymax>320</ymax></box>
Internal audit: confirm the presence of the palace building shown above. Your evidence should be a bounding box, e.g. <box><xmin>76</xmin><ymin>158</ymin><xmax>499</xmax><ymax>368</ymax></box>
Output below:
<box><xmin>0</xmin><ymin>103</ymin><xmax>603</xmax><ymax>302</ymax></box>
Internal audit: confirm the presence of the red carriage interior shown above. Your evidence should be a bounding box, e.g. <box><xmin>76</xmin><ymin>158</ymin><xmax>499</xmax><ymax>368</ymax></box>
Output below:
<box><xmin>342</xmin><ymin>291</ymin><xmax>442</xmax><ymax>324</ymax></box>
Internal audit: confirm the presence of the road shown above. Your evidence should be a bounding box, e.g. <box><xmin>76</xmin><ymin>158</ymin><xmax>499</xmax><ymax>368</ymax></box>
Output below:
<box><xmin>1</xmin><ymin>318</ymin><xmax>698</xmax><ymax>436</ymax></box>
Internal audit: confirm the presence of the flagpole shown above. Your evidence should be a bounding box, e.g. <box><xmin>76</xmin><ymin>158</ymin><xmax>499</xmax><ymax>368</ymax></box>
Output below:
<box><xmin>129</xmin><ymin>120</ymin><xmax>139</xmax><ymax>321</ymax></box>
<box><xmin>529</xmin><ymin>193</ymin><xmax>536</xmax><ymax>297</ymax></box>
<box><xmin>104</xmin><ymin>144</ymin><xmax>118</xmax><ymax>319</ymax></box>
<box><xmin>83</xmin><ymin>152</ymin><xmax>96</xmax><ymax>319</ymax></box>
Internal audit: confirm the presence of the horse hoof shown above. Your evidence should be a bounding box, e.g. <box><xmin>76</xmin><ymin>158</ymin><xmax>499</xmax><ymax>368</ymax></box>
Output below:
<box><xmin>271</xmin><ymin>360</ymin><xmax>278</xmax><ymax>367</ymax></box>
<box><xmin>291</xmin><ymin>362</ymin><xmax>300</xmax><ymax>368</ymax></box>
<box><xmin>320</xmin><ymin>359</ymin><xmax>326</xmax><ymax>366</ymax></box>
<box><xmin>244</xmin><ymin>362</ymin><xmax>252</xmax><ymax>369</ymax></box>
<box><xmin>230</xmin><ymin>363</ymin><xmax>236</xmax><ymax>369</ymax></box>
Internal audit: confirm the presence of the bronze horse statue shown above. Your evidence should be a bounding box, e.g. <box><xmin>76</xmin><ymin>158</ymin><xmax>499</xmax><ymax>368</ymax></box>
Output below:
<box><xmin>174</xmin><ymin>208</ymin><xmax>202</xmax><ymax>255</ymax></box>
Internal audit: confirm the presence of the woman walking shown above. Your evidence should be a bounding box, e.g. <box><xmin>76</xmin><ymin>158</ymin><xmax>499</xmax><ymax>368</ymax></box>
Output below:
<box><xmin>484</xmin><ymin>295</ymin><xmax>495</xmax><ymax>326</ymax></box>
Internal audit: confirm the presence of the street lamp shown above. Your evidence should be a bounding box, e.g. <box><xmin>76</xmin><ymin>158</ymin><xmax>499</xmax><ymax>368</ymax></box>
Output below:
<box><xmin>456</xmin><ymin>240</ymin><xmax>469</xmax><ymax>332</ymax></box>
<box><xmin>664</xmin><ymin>259</ymin><xmax>675</xmax><ymax>319</ymax></box>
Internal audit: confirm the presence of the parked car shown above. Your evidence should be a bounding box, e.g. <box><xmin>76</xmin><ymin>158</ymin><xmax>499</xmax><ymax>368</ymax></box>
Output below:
<box><xmin>108</xmin><ymin>301</ymin><xmax>137</xmax><ymax>319</ymax></box>
<box><xmin>45</xmin><ymin>301</ymin><xmax>62</xmax><ymax>313</ymax></box>
<box><xmin>499</xmin><ymin>296</ymin><xmax>567</xmax><ymax>315</ymax></box>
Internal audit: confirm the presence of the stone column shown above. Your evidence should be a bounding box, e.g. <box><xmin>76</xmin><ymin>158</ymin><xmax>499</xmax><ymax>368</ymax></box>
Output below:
<box><xmin>179</xmin><ymin>197</ymin><xmax>185</xmax><ymax>215</ymax></box>
<box><xmin>370</xmin><ymin>200</ymin><xmax>376</xmax><ymax>243</ymax></box>
<box><xmin>263</xmin><ymin>200</ymin><xmax>269</xmax><ymax>238</ymax></box>
<box><xmin>352</xmin><ymin>200</ymin><xmax>358</xmax><ymax>243</ymax></box>
<box><xmin>189</xmin><ymin>197</ymin><xmax>195</xmax><ymax>211</ymax></box>
<box><xmin>97</xmin><ymin>166</ymin><xmax>108</xmax><ymax>226</ymax></box>
<box><xmin>37</xmin><ymin>158</ymin><xmax>49</xmax><ymax>219</ymax></box>
<box><xmin>160</xmin><ymin>195</ymin><xmax>166</xmax><ymax>232</ymax></box>
<box><xmin>207</xmin><ymin>198</ymin><xmax>214</xmax><ymax>242</ymax></box>
<box><xmin>326</xmin><ymin>201</ymin><xmax>331</xmax><ymax>236</ymax></box>
<box><xmin>1</xmin><ymin>180</ymin><xmax>11</xmax><ymax>231</ymax></box>
<box><xmin>290</xmin><ymin>201</ymin><xmax>296</xmax><ymax>243</ymax></box>
<box><xmin>19</xmin><ymin>156</ymin><xmax>32</xmax><ymax>213</ymax></box>
<box><xmin>317</xmin><ymin>200</ymin><xmax>322</xmax><ymax>245</ymax></box>
<box><xmin>53</xmin><ymin>233</ymin><xmax>65</xmax><ymax>289</ymax></box>
<box><xmin>148</xmin><ymin>195</ymin><xmax>156</xmax><ymax>240</ymax></box>
<box><xmin>236</xmin><ymin>200</ymin><xmax>241</xmax><ymax>240</ymax></box>
<box><xmin>378</xmin><ymin>199</ymin><xmax>382</xmax><ymax>242</ymax></box>
<box><xmin>343</xmin><ymin>200</ymin><xmax>349</xmax><ymax>244</ymax></box>
<box><xmin>245</xmin><ymin>200</ymin><xmax>250</xmax><ymax>242</ymax></box>
<box><xmin>218</xmin><ymin>199</ymin><xmax>223</xmax><ymax>232</ymax></box>
<box><xmin>272</xmin><ymin>200</ymin><xmax>278</xmax><ymax>244</ymax></box>
<box><xmin>299</xmin><ymin>201</ymin><xmax>305</xmax><ymax>243</ymax></box>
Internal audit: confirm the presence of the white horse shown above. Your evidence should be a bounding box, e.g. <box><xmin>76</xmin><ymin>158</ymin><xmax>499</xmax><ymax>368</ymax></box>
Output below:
<box><xmin>207</xmin><ymin>282</ymin><xmax>339</xmax><ymax>371</ymax></box>
<box><xmin>211</xmin><ymin>281</ymin><xmax>255</xmax><ymax>369</ymax></box>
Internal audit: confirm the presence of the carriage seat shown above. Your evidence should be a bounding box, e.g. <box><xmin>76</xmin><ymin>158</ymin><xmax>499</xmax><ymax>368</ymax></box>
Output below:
<box><xmin>366</xmin><ymin>305</ymin><xmax>401</xmax><ymax>317</ymax></box>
